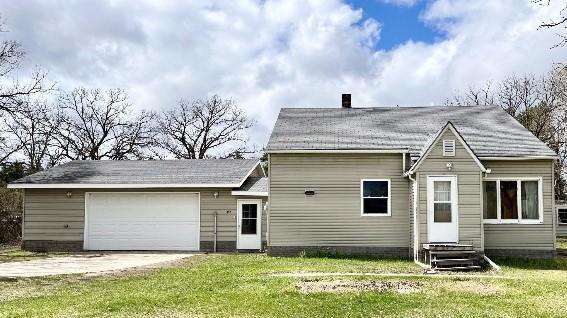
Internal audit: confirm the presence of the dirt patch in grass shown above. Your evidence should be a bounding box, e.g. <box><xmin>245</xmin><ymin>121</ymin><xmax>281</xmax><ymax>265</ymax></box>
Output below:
<box><xmin>297</xmin><ymin>279</ymin><xmax>423</xmax><ymax>294</ymax></box>
<box><xmin>441</xmin><ymin>280</ymin><xmax>503</xmax><ymax>296</ymax></box>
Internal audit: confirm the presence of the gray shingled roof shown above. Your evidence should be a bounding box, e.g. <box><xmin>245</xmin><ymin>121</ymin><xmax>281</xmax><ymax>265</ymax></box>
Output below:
<box><xmin>235</xmin><ymin>177</ymin><xmax>268</xmax><ymax>193</ymax></box>
<box><xmin>11</xmin><ymin>159</ymin><xmax>260</xmax><ymax>186</ymax></box>
<box><xmin>266</xmin><ymin>106</ymin><xmax>557</xmax><ymax>158</ymax></box>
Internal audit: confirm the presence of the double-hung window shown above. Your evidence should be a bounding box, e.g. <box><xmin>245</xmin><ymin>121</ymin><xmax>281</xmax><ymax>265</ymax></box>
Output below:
<box><xmin>482</xmin><ymin>178</ymin><xmax>543</xmax><ymax>224</ymax></box>
<box><xmin>558</xmin><ymin>206</ymin><xmax>567</xmax><ymax>225</ymax></box>
<box><xmin>361</xmin><ymin>179</ymin><xmax>391</xmax><ymax>216</ymax></box>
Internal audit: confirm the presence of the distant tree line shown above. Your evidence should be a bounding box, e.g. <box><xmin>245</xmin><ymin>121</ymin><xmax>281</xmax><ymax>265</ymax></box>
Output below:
<box><xmin>0</xmin><ymin>16</ymin><xmax>255</xmax><ymax>179</ymax></box>
<box><xmin>446</xmin><ymin>65</ymin><xmax>567</xmax><ymax>200</ymax></box>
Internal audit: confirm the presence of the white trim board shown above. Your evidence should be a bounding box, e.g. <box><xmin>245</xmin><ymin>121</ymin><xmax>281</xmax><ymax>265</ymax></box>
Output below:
<box><xmin>9</xmin><ymin>183</ymin><xmax>242</xmax><ymax>189</ymax></box>
<box><xmin>232</xmin><ymin>191</ymin><xmax>268</xmax><ymax>196</ymax></box>
<box><xmin>267</xmin><ymin>149</ymin><xmax>409</xmax><ymax>154</ymax></box>
<box><xmin>479</xmin><ymin>156</ymin><xmax>558</xmax><ymax>160</ymax></box>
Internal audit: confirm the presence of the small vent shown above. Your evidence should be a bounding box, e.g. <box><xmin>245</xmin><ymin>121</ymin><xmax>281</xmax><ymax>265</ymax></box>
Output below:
<box><xmin>443</xmin><ymin>140</ymin><xmax>456</xmax><ymax>157</ymax></box>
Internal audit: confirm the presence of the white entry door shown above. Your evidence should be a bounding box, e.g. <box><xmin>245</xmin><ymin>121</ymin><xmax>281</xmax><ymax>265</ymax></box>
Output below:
<box><xmin>427</xmin><ymin>176</ymin><xmax>459</xmax><ymax>243</ymax></box>
<box><xmin>237</xmin><ymin>199</ymin><xmax>262</xmax><ymax>250</ymax></box>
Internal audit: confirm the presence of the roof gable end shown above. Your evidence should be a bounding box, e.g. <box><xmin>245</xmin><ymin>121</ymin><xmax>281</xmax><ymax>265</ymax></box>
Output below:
<box><xmin>406</xmin><ymin>121</ymin><xmax>486</xmax><ymax>175</ymax></box>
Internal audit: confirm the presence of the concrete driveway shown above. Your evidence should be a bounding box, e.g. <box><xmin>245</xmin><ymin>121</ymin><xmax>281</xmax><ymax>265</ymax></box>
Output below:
<box><xmin>0</xmin><ymin>252</ymin><xmax>194</xmax><ymax>278</ymax></box>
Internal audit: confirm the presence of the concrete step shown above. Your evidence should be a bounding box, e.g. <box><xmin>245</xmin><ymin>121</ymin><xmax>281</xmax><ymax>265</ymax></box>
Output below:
<box><xmin>434</xmin><ymin>265</ymin><xmax>482</xmax><ymax>271</ymax></box>
<box><xmin>429</xmin><ymin>250</ymin><xmax>476</xmax><ymax>255</ymax></box>
<box><xmin>432</xmin><ymin>258</ymin><xmax>475</xmax><ymax>264</ymax></box>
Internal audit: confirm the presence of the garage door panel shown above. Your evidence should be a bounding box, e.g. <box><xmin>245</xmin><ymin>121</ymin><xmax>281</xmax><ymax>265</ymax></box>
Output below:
<box><xmin>86</xmin><ymin>193</ymin><xmax>199</xmax><ymax>251</ymax></box>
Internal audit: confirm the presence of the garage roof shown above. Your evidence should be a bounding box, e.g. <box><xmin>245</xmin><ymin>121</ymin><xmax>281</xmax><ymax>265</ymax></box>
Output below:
<box><xmin>8</xmin><ymin>159</ymin><xmax>263</xmax><ymax>188</ymax></box>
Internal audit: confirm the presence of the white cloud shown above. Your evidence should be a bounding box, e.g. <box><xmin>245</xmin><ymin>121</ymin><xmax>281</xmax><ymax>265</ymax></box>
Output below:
<box><xmin>380</xmin><ymin>0</ymin><xmax>420</xmax><ymax>7</ymax></box>
<box><xmin>0</xmin><ymin>0</ymin><xmax>564</xmax><ymax>150</ymax></box>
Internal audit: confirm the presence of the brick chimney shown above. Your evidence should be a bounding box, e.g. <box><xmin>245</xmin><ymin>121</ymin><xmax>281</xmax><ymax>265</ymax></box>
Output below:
<box><xmin>341</xmin><ymin>94</ymin><xmax>351</xmax><ymax>108</ymax></box>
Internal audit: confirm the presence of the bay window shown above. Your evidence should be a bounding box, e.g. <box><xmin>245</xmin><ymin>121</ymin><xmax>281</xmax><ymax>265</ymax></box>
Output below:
<box><xmin>482</xmin><ymin>178</ymin><xmax>543</xmax><ymax>224</ymax></box>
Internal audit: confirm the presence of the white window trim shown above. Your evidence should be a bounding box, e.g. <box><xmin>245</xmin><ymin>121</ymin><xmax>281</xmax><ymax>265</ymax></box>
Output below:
<box><xmin>557</xmin><ymin>205</ymin><xmax>567</xmax><ymax>225</ymax></box>
<box><xmin>360</xmin><ymin>179</ymin><xmax>391</xmax><ymax>216</ymax></box>
<box><xmin>482</xmin><ymin>177</ymin><xmax>544</xmax><ymax>224</ymax></box>
<box><xmin>442</xmin><ymin>139</ymin><xmax>456</xmax><ymax>157</ymax></box>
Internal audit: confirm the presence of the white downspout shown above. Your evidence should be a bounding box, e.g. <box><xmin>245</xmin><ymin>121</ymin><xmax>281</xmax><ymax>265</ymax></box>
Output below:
<box><xmin>408</xmin><ymin>173</ymin><xmax>418</xmax><ymax>261</ymax></box>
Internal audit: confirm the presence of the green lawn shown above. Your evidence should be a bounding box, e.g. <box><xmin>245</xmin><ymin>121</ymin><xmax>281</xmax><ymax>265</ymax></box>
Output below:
<box><xmin>1</xmin><ymin>254</ymin><xmax>566</xmax><ymax>318</ymax></box>
<box><xmin>0</xmin><ymin>246</ymin><xmax>67</xmax><ymax>263</ymax></box>
<box><xmin>557</xmin><ymin>238</ymin><xmax>567</xmax><ymax>250</ymax></box>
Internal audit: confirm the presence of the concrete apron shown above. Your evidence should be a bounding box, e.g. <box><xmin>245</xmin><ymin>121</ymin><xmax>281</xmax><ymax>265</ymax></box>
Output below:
<box><xmin>0</xmin><ymin>252</ymin><xmax>195</xmax><ymax>278</ymax></box>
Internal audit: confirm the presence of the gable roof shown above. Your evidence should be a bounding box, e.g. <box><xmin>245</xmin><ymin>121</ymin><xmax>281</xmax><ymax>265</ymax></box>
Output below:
<box><xmin>406</xmin><ymin>121</ymin><xmax>486</xmax><ymax>174</ymax></box>
<box><xmin>8</xmin><ymin>159</ymin><xmax>262</xmax><ymax>188</ymax></box>
<box><xmin>232</xmin><ymin>177</ymin><xmax>268</xmax><ymax>196</ymax></box>
<box><xmin>265</xmin><ymin>106</ymin><xmax>557</xmax><ymax>158</ymax></box>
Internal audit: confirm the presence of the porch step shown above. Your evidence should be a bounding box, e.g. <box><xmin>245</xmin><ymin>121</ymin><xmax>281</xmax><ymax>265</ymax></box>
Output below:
<box><xmin>432</xmin><ymin>258</ymin><xmax>475</xmax><ymax>264</ymax></box>
<box><xmin>423</xmin><ymin>244</ymin><xmax>474</xmax><ymax>251</ymax></box>
<box><xmin>429</xmin><ymin>250</ymin><xmax>476</xmax><ymax>255</ymax></box>
<box><xmin>422</xmin><ymin>243</ymin><xmax>483</xmax><ymax>271</ymax></box>
<box><xmin>434</xmin><ymin>266</ymin><xmax>482</xmax><ymax>271</ymax></box>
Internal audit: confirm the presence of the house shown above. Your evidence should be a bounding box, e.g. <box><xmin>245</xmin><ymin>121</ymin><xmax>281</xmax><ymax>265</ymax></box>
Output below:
<box><xmin>8</xmin><ymin>96</ymin><xmax>560</xmax><ymax>261</ymax></box>
<box><xmin>265</xmin><ymin>96</ymin><xmax>558</xmax><ymax>260</ymax></box>
<box><xmin>8</xmin><ymin>160</ymin><xmax>268</xmax><ymax>252</ymax></box>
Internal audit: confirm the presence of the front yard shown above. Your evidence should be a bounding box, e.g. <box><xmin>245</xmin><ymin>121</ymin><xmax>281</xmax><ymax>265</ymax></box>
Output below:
<box><xmin>0</xmin><ymin>253</ymin><xmax>566</xmax><ymax>318</ymax></box>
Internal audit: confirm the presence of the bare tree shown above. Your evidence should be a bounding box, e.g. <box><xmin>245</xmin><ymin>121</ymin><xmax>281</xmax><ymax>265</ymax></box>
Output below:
<box><xmin>0</xmin><ymin>15</ymin><xmax>50</xmax><ymax>113</ymax></box>
<box><xmin>155</xmin><ymin>95</ymin><xmax>254</xmax><ymax>159</ymax></box>
<box><xmin>0</xmin><ymin>118</ymin><xmax>21</xmax><ymax>166</ymax></box>
<box><xmin>446</xmin><ymin>66</ymin><xmax>567</xmax><ymax>199</ymax></box>
<box><xmin>534</xmin><ymin>0</ymin><xmax>567</xmax><ymax>47</ymax></box>
<box><xmin>55</xmin><ymin>88</ymin><xmax>155</xmax><ymax>160</ymax></box>
<box><xmin>4</xmin><ymin>100</ymin><xmax>63</xmax><ymax>172</ymax></box>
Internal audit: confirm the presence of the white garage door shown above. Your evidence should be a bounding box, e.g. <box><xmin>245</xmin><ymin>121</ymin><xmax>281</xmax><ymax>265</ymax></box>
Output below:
<box><xmin>85</xmin><ymin>192</ymin><xmax>200</xmax><ymax>251</ymax></box>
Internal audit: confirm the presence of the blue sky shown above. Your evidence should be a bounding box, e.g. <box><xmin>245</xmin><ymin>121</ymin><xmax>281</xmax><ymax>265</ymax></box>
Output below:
<box><xmin>349</xmin><ymin>0</ymin><xmax>444</xmax><ymax>50</ymax></box>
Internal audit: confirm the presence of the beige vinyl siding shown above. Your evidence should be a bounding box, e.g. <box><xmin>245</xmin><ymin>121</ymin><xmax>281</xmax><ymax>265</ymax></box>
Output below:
<box><xmin>483</xmin><ymin>160</ymin><xmax>555</xmax><ymax>250</ymax></box>
<box><xmin>23</xmin><ymin>188</ymin><xmax>267</xmax><ymax>244</ymax></box>
<box><xmin>558</xmin><ymin>225</ymin><xmax>567</xmax><ymax>237</ymax></box>
<box><xmin>268</xmin><ymin>153</ymin><xmax>409</xmax><ymax>247</ymax></box>
<box><xmin>417</xmin><ymin>129</ymin><xmax>483</xmax><ymax>250</ymax></box>
<box><xmin>24</xmin><ymin>190</ymin><xmax>85</xmax><ymax>241</ymax></box>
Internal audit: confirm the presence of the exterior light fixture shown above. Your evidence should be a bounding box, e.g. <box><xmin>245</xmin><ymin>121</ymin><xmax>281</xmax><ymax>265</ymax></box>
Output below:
<box><xmin>213</xmin><ymin>192</ymin><xmax>219</xmax><ymax>198</ymax></box>
<box><xmin>446</xmin><ymin>162</ymin><xmax>453</xmax><ymax>171</ymax></box>
<box><xmin>66</xmin><ymin>191</ymin><xmax>72</xmax><ymax>198</ymax></box>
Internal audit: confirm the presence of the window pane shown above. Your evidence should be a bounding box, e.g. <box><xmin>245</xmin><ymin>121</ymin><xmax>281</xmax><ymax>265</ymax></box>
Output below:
<box><xmin>559</xmin><ymin>209</ymin><xmax>567</xmax><ymax>224</ymax></box>
<box><xmin>241</xmin><ymin>219</ymin><xmax>256</xmax><ymax>234</ymax></box>
<box><xmin>242</xmin><ymin>204</ymin><xmax>257</xmax><ymax>219</ymax></box>
<box><xmin>363</xmin><ymin>198</ymin><xmax>388</xmax><ymax>214</ymax></box>
<box><xmin>434</xmin><ymin>203</ymin><xmax>452</xmax><ymax>222</ymax></box>
<box><xmin>500</xmin><ymin>181</ymin><xmax>518</xmax><ymax>219</ymax></box>
<box><xmin>363</xmin><ymin>181</ymin><xmax>388</xmax><ymax>197</ymax></box>
<box><xmin>483</xmin><ymin>181</ymin><xmax>497</xmax><ymax>219</ymax></box>
<box><xmin>521</xmin><ymin>181</ymin><xmax>539</xmax><ymax>220</ymax></box>
<box><xmin>434</xmin><ymin>181</ymin><xmax>451</xmax><ymax>201</ymax></box>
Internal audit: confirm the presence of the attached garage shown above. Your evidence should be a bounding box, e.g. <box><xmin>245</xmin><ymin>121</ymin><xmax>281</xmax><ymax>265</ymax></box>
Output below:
<box><xmin>85</xmin><ymin>192</ymin><xmax>200</xmax><ymax>251</ymax></box>
<box><xmin>10</xmin><ymin>159</ymin><xmax>268</xmax><ymax>252</ymax></box>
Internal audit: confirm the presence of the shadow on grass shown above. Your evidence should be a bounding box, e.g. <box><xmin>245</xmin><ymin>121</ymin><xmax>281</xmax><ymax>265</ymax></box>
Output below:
<box><xmin>294</xmin><ymin>250</ymin><xmax>410</xmax><ymax>262</ymax></box>
<box><xmin>494</xmin><ymin>257</ymin><xmax>567</xmax><ymax>270</ymax></box>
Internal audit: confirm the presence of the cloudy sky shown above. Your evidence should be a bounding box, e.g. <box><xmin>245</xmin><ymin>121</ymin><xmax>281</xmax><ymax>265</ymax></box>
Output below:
<box><xmin>1</xmin><ymin>0</ymin><xmax>565</xmax><ymax>149</ymax></box>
